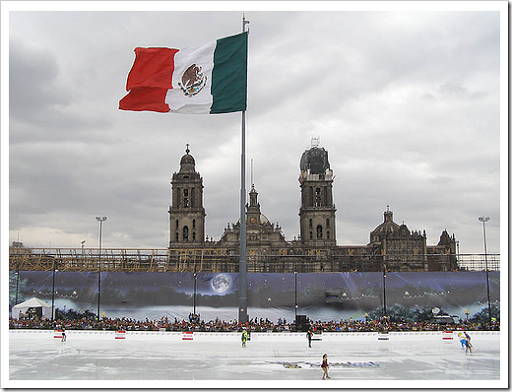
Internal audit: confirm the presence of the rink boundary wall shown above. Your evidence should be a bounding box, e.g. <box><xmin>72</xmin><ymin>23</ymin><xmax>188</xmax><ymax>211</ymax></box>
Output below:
<box><xmin>9</xmin><ymin>329</ymin><xmax>500</xmax><ymax>342</ymax></box>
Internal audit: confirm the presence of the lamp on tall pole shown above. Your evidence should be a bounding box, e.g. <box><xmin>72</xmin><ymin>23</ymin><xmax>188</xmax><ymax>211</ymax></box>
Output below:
<box><xmin>478</xmin><ymin>216</ymin><xmax>492</xmax><ymax>328</ymax></box>
<box><xmin>96</xmin><ymin>216</ymin><xmax>107</xmax><ymax>320</ymax></box>
<box><xmin>193</xmin><ymin>271</ymin><xmax>198</xmax><ymax>316</ymax></box>
<box><xmin>382</xmin><ymin>263</ymin><xmax>387</xmax><ymax>316</ymax></box>
<box><xmin>294</xmin><ymin>271</ymin><xmax>298</xmax><ymax>323</ymax></box>
<box><xmin>51</xmin><ymin>260</ymin><xmax>57</xmax><ymax>322</ymax></box>
<box><xmin>15</xmin><ymin>262</ymin><xmax>20</xmax><ymax>306</ymax></box>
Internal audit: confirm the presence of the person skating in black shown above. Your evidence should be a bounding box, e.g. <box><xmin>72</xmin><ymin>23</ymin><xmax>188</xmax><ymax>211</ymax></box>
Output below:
<box><xmin>307</xmin><ymin>329</ymin><xmax>313</xmax><ymax>348</ymax></box>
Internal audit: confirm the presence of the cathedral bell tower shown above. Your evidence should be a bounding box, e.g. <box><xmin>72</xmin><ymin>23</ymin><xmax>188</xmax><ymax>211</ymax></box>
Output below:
<box><xmin>168</xmin><ymin>145</ymin><xmax>206</xmax><ymax>248</ymax></box>
<box><xmin>298</xmin><ymin>139</ymin><xmax>336</xmax><ymax>247</ymax></box>
<box><xmin>247</xmin><ymin>184</ymin><xmax>261</xmax><ymax>225</ymax></box>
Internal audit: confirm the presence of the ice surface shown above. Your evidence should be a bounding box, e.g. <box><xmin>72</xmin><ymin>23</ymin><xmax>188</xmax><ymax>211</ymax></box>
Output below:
<box><xmin>5</xmin><ymin>330</ymin><xmax>505</xmax><ymax>389</ymax></box>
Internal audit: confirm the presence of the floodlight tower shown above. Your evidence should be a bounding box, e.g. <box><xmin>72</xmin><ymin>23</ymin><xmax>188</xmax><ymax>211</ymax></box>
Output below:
<box><xmin>478</xmin><ymin>217</ymin><xmax>492</xmax><ymax>328</ymax></box>
<box><xmin>96</xmin><ymin>216</ymin><xmax>107</xmax><ymax>320</ymax></box>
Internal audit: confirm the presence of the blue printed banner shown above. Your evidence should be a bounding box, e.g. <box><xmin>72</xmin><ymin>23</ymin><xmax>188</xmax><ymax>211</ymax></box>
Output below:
<box><xmin>9</xmin><ymin>271</ymin><xmax>499</xmax><ymax>322</ymax></box>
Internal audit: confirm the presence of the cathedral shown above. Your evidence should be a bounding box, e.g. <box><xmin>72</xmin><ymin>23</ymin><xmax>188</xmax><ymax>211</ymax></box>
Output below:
<box><xmin>168</xmin><ymin>143</ymin><xmax>458</xmax><ymax>273</ymax></box>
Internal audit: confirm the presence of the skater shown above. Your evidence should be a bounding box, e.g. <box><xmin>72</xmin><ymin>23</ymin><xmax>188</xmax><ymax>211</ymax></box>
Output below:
<box><xmin>307</xmin><ymin>329</ymin><xmax>313</xmax><ymax>348</ymax></box>
<box><xmin>464</xmin><ymin>332</ymin><xmax>473</xmax><ymax>354</ymax></box>
<box><xmin>241</xmin><ymin>329</ymin><xmax>248</xmax><ymax>347</ymax></box>
<box><xmin>459</xmin><ymin>333</ymin><xmax>468</xmax><ymax>351</ymax></box>
<box><xmin>61</xmin><ymin>328</ymin><xmax>66</xmax><ymax>342</ymax></box>
<box><xmin>458</xmin><ymin>332</ymin><xmax>466</xmax><ymax>349</ymax></box>
<box><xmin>321</xmin><ymin>354</ymin><xmax>330</xmax><ymax>380</ymax></box>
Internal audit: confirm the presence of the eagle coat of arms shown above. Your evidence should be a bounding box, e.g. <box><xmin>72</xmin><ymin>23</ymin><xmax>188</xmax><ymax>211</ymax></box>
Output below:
<box><xmin>178</xmin><ymin>63</ymin><xmax>207</xmax><ymax>97</ymax></box>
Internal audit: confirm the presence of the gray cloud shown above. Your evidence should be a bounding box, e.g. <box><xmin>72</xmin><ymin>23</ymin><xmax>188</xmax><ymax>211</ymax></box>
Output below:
<box><xmin>6</xmin><ymin>6</ymin><xmax>503</xmax><ymax>255</ymax></box>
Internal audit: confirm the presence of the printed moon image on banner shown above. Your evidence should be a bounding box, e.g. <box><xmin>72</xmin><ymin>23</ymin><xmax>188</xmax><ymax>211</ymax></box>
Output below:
<box><xmin>211</xmin><ymin>274</ymin><xmax>232</xmax><ymax>293</ymax></box>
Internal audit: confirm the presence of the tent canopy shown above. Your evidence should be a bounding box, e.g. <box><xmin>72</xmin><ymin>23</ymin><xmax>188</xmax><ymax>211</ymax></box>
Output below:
<box><xmin>12</xmin><ymin>297</ymin><xmax>52</xmax><ymax>319</ymax></box>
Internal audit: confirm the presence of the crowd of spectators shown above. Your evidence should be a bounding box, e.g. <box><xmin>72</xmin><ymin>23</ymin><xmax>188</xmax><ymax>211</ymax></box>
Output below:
<box><xmin>8</xmin><ymin>314</ymin><xmax>499</xmax><ymax>333</ymax></box>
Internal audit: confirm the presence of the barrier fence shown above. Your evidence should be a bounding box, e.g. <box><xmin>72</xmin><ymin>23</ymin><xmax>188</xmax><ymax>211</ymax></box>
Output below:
<box><xmin>9</xmin><ymin>329</ymin><xmax>500</xmax><ymax>342</ymax></box>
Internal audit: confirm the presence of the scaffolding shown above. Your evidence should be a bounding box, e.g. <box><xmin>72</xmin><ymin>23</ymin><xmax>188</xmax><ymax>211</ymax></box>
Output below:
<box><xmin>8</xmin><ymin>247</ymin><xmax>500</xmax><ymax>273</ymax></box>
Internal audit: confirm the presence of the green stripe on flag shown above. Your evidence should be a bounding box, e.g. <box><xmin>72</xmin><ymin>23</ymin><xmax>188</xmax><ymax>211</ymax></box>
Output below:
<box><xmin>211</xmin><ymin>32</ymin><xmax>248</xmax><ymax>114</ymax></box>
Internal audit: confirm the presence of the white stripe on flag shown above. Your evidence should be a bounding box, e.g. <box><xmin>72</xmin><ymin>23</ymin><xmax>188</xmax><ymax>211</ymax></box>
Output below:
<box><xmin>166</xmin><ymin>41</ymin><xmax>216</xmax><ymax>113</ymax></box>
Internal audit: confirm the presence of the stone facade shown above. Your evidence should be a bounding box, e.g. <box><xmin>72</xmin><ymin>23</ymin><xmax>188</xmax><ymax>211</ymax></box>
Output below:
<box><xmin>298</xmin><ymin>145</ymin><xmax>337</xmax><ymax>248</ymax></box>
<box><xmin>168</xmin><ymin>145</ymin><xmax>206</xmax><ymax>248</ymax></box>
<box><xmin>216</xmin><ymin>185</ymin><xmax>290</xmax><ymax>261</ymax></box>
<box><xmin>168</xmin><ymin>144</ymin><xmax>458</xmax><ymax>272</ymax></box>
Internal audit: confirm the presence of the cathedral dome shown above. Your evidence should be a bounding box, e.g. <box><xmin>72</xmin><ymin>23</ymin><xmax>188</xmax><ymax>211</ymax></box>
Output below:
<box><xmin>259</xmin><ymin>213</ymin><xmax>270</xmax><ymax>225</ymax></box>
<box><xmin>179</xmin><ymin>145</ymin><xmax>196</xmax><ymax>173</ymax></box>
<box><xmin>236</xmin><ymin>213</ymin><xmax>270</xmax><ymax>225</ymax></box>
<box><xmin>300</xmin><ymin>147</ymin><xmax>330</xmax><ymax>174</ymax></box>
<box><xmin>180</xmin><ymin>153</ymin><xmax>195</xmax><ymax>166</ymax></box>
<box><xmin>370</xmin><ymin>208</ymin><xmax>401</xmax><ymax>243</ymax></box>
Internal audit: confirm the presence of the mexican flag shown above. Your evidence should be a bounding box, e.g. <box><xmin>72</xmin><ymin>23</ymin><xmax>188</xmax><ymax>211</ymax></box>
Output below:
<box><xmin>119</xmin><ymin>32</ymin><xmax>247</xmax><ymax>114</ymax></box>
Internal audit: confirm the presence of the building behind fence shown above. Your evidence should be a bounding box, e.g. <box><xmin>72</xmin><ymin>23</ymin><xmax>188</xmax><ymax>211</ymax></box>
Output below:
<box><xmin>10</xmin><ymin>142</ymin><xmax>499</xmax><ymax>274</ymax></box>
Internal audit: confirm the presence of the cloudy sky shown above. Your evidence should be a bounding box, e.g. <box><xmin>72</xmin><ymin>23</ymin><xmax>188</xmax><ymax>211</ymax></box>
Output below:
<box><xmin>4</xmin><ymin>2</ymin><xmax>506</xmax><ymax>255</ymax></box>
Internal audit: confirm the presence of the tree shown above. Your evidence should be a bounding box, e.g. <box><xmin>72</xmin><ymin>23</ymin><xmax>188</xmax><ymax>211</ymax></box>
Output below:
<box><xmin>470</xmin><ymin>303</ymin><xmax>500</xmax><ymax>325</ymax></box>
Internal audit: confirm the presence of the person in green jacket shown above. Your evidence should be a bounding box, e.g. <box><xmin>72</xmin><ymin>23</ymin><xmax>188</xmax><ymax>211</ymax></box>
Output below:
<box><xmin>241</xmin><ymin>329</ymin><xmax>248</xmax><ymax>347</ymax></box>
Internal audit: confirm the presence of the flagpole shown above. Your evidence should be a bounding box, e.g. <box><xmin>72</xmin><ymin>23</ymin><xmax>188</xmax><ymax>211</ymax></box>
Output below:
<box><xmin>238</xmin><ymin>15</ymin><xmax>250</xmax><ymax>324</ymax></box>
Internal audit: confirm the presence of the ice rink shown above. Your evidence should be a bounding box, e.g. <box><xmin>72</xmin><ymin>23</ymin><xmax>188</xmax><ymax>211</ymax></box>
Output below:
<box><xmin>5</xmin><ymin>330</ymin><xmax>505</xmax><ymax>389</ymax></box>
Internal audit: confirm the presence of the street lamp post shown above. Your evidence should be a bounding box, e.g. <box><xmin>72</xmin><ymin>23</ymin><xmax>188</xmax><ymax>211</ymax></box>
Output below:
<box><xmin>478</xmin><ymin>217</ymin><xmax>492</xmax><ymax>328</ymax></box>
<box><xmin>294</xmin><ymin>271</ymin><xmax>298</xmax><ymax>323</ymax></box>
<box><xmin>15</xmin><ymin>263</ymin><xmax>20</xmax><ymax>306</ymax></box>
<box><xmin>193</xmin><ymin>271</ymin><xmax>198</xmax><ymax>316</ymax></box>
<box><xmin>51</xmin><ymin>260</ymin><xmax>57</xmax><ymax>323</ymax></box>
<box><xmin>96</xmin><ymin>216</ymin><xmax>107</xmax><ymax>320</ymax></box>
<box><xmin>456</xmin><ymin>240</ymin><xmax>460</xmax><ymax>268</ymax></box>
<box><xmin>382</xmin><ymin>263</ymin><xmax>387</xmax><ymax>316</ymax></box>
<box><xmin>81</xmin><ymin>240</ymin><xmax>86</xmax><ymax>256</ymax></box>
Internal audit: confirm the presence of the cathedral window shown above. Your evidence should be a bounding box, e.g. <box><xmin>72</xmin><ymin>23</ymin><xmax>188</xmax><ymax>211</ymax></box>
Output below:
<box><xmin>183</xmin><ymin>226</ymin><xmax>189</xmax><ymax>242</ymax></box>
<box><xmin>315</xmin><ymin>188</ymin><xmax>322</xmax><ymax>206</ymax></box>
<box><xmin>309</xmin><ymin>219</ymin><xmax>313</xmax><ymax>228</ymax></box>
<box><xmin>175</xmin><ymin>232</ymin><xmax>179</xmax><ymax>242</ymax></box>
<box><xmin>176</xmin><ymin>220</ymin><xmax>179</xmax><ymax>230</ymax></box>
<box><xmin>193</xmin><ymin>219</ymin><xmax>196</xmax><ymax>229</ymax></box>
<box><xmin>326</xmin><ymin>218</ymin><xmax>330</xmax><ymax>228</ymax></box>
<box><xmin>327</xmin><ymin>231</ymin><xmax>330</xmax><ymax>239</ymax></box>
<box><xmin>192</xmin><ymin>232</ymin><xmax>196</xmax><ymax>241</ymax></box>
<box><xmin>183</xmin><ymin>189</ymin><xmax>189</xmax><ymax>208</ymax></box>
<box><xmin>309</xmin><ymin>231</ymin><xmax>313</xmax><ymax>240</ymax></box>
<box><xmin>316</xmin><ymin>225</ymin><xmax>323</xmax><ymax>239</ymax></box>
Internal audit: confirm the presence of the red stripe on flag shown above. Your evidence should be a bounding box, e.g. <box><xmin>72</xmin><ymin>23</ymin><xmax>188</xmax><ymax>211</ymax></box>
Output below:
<box><xmin>126</xmin><ymin>47</ymin><xmax>178</xmax><ymax>90</ymax></box>
<box><xmin>119</xmin><ymin>87</ymin><xmax>170</xmax><ymax>112</ymax></box>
